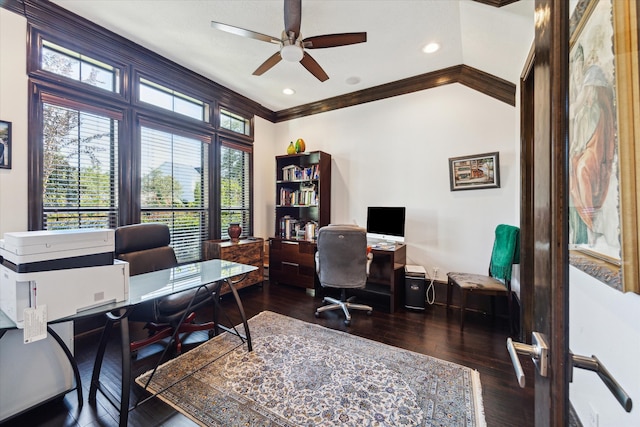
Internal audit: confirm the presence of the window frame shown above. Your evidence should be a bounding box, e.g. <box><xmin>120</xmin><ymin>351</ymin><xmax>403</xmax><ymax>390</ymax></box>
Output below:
<box><xmin>28</xmin><ymin>82</ymin><xmax>126</xmax><ymax>230</ymax></box>
<box><xmin>219</xmin><ymin>137</ymin><xmax>254</xmax><ymax>239</ymax></box>
<box><xmin>26</xmin><ymin>9</ymin><xmax>257</xmax><ymax>254</ymax></box>
<box><xmin>27</xmin><ymin>28</ymin><xmax>130</xmax><ymax>103</ymax></box>
<box><xmin>136</xmin><ymin>74</ymin><xmax>211</xmax><ymax>123</ymax></box>
<box><xmin>217</xmin><ymin>103</ymin><xmax>254</xmax><ymax>141</ymax></box>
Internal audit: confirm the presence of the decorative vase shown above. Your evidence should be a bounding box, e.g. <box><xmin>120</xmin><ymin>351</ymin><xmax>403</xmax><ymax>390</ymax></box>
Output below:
<box><xmin>295</xmin><ymin>138</ymin><xmax>306</xmax><ymax>153</ymax></box>
<box><xmin>228</xmin><ymin>223</ymin><xmax>242</xmax><ymax>242</ymax></box>
<box><xmin>287</xmin><ymin>141</ymin><xmax>296</xmax><ymax>155</ymax></box>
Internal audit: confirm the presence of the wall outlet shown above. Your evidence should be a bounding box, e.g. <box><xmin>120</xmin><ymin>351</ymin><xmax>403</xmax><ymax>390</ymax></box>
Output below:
<box><xmin>432</xmin><ymin>267</ymin><xmax>439</xmax><ymax>279</ymax></box>
<box><xmin>588</xmin><ymin>403</ymin><xmax>599</xmax><ymax>427</ymax></box>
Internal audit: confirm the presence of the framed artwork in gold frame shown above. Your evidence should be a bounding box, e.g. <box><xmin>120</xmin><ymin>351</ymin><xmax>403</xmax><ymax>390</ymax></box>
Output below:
<box><xmin>568</xmin><ymin>0</ymin><xmax>640</xmax><ymax>293</ymax></box>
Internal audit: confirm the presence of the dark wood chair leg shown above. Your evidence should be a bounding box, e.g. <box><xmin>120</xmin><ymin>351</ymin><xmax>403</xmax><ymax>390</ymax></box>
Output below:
<box><xmin>507</xmin><ymin>291</ymin><xmax>514</xmax><ymax>336</ymax></box>
<box><xmin>460</xmin><ymin>288</ymin><xmax>467</xmax><ymax>331</ymax></box>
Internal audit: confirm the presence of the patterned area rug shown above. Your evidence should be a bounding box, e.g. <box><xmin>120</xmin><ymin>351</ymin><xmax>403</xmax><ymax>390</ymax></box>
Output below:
<box><xmin>136</xmin><ymin>311</ymin><xmax>486</xmax><ymax>426</ymax></box>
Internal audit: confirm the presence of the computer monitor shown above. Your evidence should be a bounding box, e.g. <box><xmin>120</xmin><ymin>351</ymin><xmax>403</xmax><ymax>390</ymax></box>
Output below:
<box><xmin>366</xmin><ymin>206</ymin><xmax>406</xmax><ymax>244</ymax></box>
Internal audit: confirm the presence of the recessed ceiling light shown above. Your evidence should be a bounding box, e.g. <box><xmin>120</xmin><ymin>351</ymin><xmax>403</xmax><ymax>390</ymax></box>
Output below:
<box><xmin>422</xmin><ymin>42</ymin><xmax>440</xmax><ymax>54</ymax></box>
<box><xmin>283</xmin><ymin>88</ymin><xmax>296</xmax><ymax>95</ymax></box>
<box><xmin>345</xmin><ymin>76</ymin><xmax>361</xmax><ymax>85</ymax></box>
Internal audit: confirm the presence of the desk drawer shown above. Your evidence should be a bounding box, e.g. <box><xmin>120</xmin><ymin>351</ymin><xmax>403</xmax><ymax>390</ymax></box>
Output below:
<box><xmin>269</xmin><ymin>239</ymin><xmax>316</xmax><ymax>288</ymax></box>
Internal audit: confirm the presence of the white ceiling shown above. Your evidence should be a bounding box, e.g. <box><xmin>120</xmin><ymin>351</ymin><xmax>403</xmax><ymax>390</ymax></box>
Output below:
<box><xmin>51</xmin><ymin>0</ymin><xmax>535</xmax><ymax>112</ymax></box>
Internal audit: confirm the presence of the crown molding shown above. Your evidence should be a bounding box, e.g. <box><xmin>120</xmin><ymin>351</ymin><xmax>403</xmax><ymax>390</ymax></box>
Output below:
<box><xmin>274</xmin><ymin>65</ymin><xmax>515</xmax><ymax>122</ymax></box>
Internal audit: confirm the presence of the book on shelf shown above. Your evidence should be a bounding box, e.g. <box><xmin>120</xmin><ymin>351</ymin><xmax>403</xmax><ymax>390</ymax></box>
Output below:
<box><xmin>281</xmin><ymin>164</ymin><xmax>319</xmax><ymax>182</ymax></box>
<box><xmin>279</xmin><ymin>185</ymin><xmax>317</xmax><ymax>206</ymax></box>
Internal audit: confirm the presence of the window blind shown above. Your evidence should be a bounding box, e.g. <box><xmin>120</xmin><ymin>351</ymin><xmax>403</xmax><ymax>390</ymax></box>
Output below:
<box><xmin>42</xmin><ymin>103</ymin><xmax>119</xmax><ymax>229</ymax></box>
<box><xmin>140</xmin><ymin>126</ymin><xmax>209</xmax><ymax>263</ymax></box>
<box><xmin>220</xmin><ymin>142</ymin><xmax>251</xmax><ymax>239</ymax></box>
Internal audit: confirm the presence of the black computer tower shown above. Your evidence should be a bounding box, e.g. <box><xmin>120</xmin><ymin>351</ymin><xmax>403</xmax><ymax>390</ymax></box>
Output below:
<box><xmin>404</xmin><ymin>265</ymin><xmax>427</xmax><ymax>310</ymax></box>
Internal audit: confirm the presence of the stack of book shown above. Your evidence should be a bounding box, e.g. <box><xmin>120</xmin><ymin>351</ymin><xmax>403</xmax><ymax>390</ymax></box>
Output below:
<box><xmin>281</xmin><ymin>164</ymin><xmax>320</xmax><ymax>182</ymax></box>
<box><xmin>279</xmin><ymin>184</ymin><xmax>318</xmax><ymax>206</ymax></box>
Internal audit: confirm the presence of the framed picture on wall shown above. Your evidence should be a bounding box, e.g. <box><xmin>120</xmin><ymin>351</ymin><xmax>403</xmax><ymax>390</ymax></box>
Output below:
<box><xmin>448</xmin><ymin>152</ymin><xmax>500</xmax><ymax>191</ymax></box>
<box><xmin>0</xmin><ymin>120</ymin><xmax>10</xmax><ymax>170</ymax></box>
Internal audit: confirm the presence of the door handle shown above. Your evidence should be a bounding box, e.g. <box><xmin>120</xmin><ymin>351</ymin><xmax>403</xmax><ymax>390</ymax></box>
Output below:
<box><xmin>571</xmin><ymin>352</ymin><xmax>633</xmax><ymax>412</ymax></box>
<box><xmin>506</xmin><ymin>332</ymin><xmax>549</xmax><ymax>388</ymax></box>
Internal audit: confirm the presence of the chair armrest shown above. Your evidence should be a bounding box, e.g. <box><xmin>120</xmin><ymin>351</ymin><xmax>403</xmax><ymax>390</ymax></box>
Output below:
<box><xmin>315</xmin><ymin>251</ymin><xmax>320</xmax><ymax>274</ymax></box>
<box><xmin>366</xmin><ymin>252</ymin><xmax>373</xmax><ymax>276</ymax></box>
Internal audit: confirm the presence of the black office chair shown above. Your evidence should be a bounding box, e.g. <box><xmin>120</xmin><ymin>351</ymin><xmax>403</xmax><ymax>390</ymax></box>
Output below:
<box><xmin>115</xmin><ymin>223</ymin><xmax>218</xmax><ymax>355</ymax></box>
<box><xmin>314</xmin><ymin>225</ymin><xmax>373</xmax><ymax>325</ymax></box>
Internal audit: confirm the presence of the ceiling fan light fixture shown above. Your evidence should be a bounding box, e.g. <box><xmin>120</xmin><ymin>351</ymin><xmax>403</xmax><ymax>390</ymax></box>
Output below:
<box><xmin>281</xmin><ymin>44</ymin><xmax>304</xmax><ymax>62</ymax></box>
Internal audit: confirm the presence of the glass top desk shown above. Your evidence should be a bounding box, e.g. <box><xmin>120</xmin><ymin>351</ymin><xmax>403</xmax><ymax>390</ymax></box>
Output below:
<box><xmin>0</xmin><ymin>259</ymin><xmax>257</xmax><ymax>427</ymax></box>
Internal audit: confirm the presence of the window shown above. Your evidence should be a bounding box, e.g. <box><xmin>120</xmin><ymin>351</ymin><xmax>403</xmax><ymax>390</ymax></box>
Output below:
<box><xmin>29</xmin><ymin>21</ymin><xmax>256</xmax><ymax>254</ymax></box>
<box><xmin>140</xmin><ymin>126</ymin><xmax>209</xmax><ymax>263</ymax></box>
<box><xmin>42</xmin><ymin>103</ymin><xmax>119</xmax><ymax>229</ymax></box>
<box><xmin>220</xmin><ymin>141</ymin><xmax>251</xmax><ymax>239</ymax></box>
<box><xmin>220</xmin><ymin>109</ymin><xmax>251</xmax><ymax>136</ymax></box>
<box><xmin>139</xmin><ymin>78</ymin><xmax>208</xmax><ymax>122</ymax></box>
<box><xmin>41</xmin><ymin>40</ymin><xmax>119</xmax><ymax>93</ymax></box>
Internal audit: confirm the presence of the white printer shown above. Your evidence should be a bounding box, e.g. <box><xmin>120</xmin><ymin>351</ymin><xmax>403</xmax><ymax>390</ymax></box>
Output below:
<box><xmin>0</xmin><ymin>228</ymin><xmax>129</xmax><ymax>328</ymax></box>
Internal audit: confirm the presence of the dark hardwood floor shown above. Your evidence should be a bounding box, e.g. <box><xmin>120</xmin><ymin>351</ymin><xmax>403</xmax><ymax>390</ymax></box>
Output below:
<box><xmin>0</xmin><ymin>280</ymin><xmax>534</xmax><ymax>427</ymax></box>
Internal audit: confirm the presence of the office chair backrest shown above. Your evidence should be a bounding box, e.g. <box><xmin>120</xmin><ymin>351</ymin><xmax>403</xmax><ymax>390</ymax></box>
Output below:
<box><xmin>316</xmin><ymin>225</ymin><xmax>368</xmax><ymax>289</ymax></box>
<box><xmin>115</xmin><ymin>223</ymin><xmax>177</xmax><ymax>276</ymax></box>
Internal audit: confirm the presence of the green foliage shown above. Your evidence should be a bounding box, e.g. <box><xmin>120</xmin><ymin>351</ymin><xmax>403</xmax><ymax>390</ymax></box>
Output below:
<box><xmin>141</xmin><ymin>169</ymin><xmax>184</xmax><ymax>207</ymax></box>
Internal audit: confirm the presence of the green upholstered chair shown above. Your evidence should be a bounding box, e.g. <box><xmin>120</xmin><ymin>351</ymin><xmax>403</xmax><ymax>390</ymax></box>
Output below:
<box><xmin>446</xmin><ymin>224</ymin><xmax>520</xmax><ymax>333</ymax></box>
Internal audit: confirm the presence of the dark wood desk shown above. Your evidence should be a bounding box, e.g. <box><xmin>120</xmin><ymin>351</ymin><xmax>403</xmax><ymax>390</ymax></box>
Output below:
<box><xmin>269</xmin><ymin>237</ymin><xmax>406</xmax><ymax>312</ymax></box>
<box><xmin>362</xmin><ymin>244</ymin><xmax>406</xmax><ymax>313</ymax></box>
<box><xmin>268</xmin><ymin>237</ymin><xmax>317</xmax><ymax>289</ymax></box>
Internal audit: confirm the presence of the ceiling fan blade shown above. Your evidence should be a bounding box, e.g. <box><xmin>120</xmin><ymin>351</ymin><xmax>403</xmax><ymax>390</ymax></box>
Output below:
<box><xmin>284</xmin><ymin>0</ymin><xmax>301</xmax><ymax>39</ymax></box>
<box><xmin>252</xmin><ymin>51</ymin><xmax>283</xmax><ymax>76</ymax></box>
<box><xmin>211</xmin><ymin>21</ymin><xmax>281</xmax><ymax>44</ymax></box>
<box><xmin>300</xmin><ymin>52</ymin><xmax>329</xmax><ymax>82</ymax></box>
<box><xmin>303</xmin><ymin>32</ymin><xmax>367</xmax><ymax>49</ymax></box>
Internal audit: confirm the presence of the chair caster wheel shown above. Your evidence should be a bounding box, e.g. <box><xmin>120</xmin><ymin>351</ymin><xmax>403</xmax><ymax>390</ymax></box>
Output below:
<box><xmin>315</xmin><ymin>311</ymin><xmax>320</xmax><ymax>318</ymax></box>
<box><xmin>367</xmin><ymin>310</ymin><xmax>372</xmax><ymax>315</ymax></box>
<box><xmin>208</xmin><ymin>329</ymin><xmax>216</xmax><ymax>338</ymax></box>
<box><xmin>344</xmin><ymin>320</ymin><xmax>351</xmax><ymax>326</ymax></box>
<box><xmin>131</xmin><ymin>350</ymin><xmax>138</xmax><ymax>360</ymax></box>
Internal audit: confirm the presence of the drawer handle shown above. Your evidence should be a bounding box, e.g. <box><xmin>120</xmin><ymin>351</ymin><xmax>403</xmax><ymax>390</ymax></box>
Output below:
<box><xmin>282</xmin><ymin>261</ymin><xmax>299</xmax><ymax>267</ymax></box>
<box><xmin>283</xmin><ymin>241</ymin><xmax>299</xmax><ymax>245</ymax></box>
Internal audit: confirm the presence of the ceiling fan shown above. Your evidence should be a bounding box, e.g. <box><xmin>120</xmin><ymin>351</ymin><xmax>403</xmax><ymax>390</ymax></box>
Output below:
<box><xmin>210</xmin><ymin>0</ymin><xmax>367</xmax><ymax>82</ymax></box>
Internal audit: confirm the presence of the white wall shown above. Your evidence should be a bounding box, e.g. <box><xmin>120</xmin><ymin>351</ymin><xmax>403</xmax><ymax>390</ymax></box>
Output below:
<box><xmin>570</xmin><ymin>267</ymin><xmax>640</xmax><ymax>426</ymax></box>
<box><xmin>0</xmin><ymin>8</ymin><xmax>28</xmax><ymax>236</ymax></box>
<box><xmin>268</xmin><ymin>85</ymin><xmax>519</xmax><ymax>282</ymax></box>
<box><xmin>253</xmin><ymin>116</ymin><xmax>279</xmax><ymax>239</ymax></box>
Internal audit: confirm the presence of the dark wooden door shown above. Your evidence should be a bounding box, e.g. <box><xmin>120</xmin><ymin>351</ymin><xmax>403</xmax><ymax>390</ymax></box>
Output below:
<box><xmin>516</xmin><ymin>1</ymin><xmax>571</xmax><ymax>425</ymax></box>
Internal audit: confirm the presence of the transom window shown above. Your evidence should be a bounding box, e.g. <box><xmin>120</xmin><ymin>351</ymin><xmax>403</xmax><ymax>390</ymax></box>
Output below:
<box><xmin>41</xmin><ymin>40</ymin><xmax>119</xmax><ymax>93</ymax></box>
<box><xmin>220</xmin><ymin>109</ymin><xmax>251</xmax><ymax>136</ymax></box>
<box><xmin>139</xmin><ymin>78</ymin><xmax>209</xmax><ymax>122</ymax></box>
